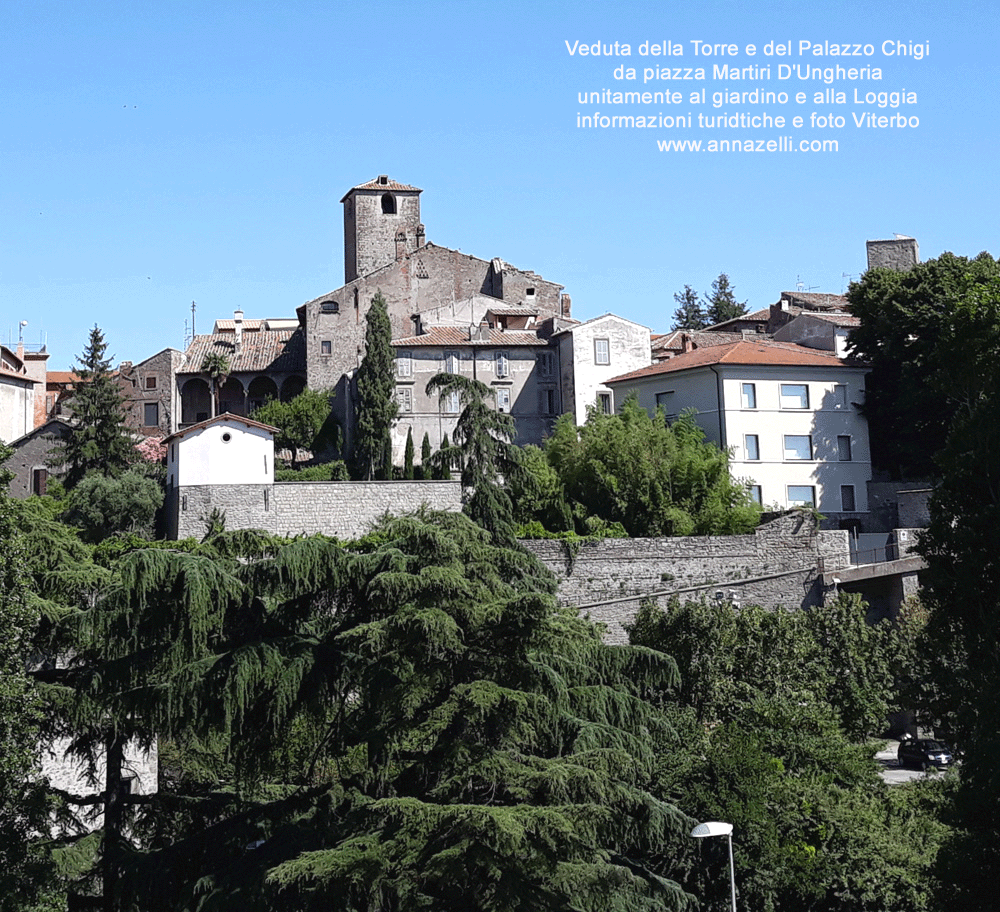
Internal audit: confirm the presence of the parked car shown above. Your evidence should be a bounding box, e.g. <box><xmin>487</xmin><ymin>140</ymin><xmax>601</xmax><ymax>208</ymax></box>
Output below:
<box><xmin>897</xmin><ymin>737</ymin><xmax>953</xmax><ymax>770</ymax></box>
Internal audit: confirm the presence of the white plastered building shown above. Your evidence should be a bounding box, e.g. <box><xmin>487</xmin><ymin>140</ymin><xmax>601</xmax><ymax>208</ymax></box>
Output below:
<box><xmin>605</xmin><ymin>340</ymin><xmax>871</xmax><ymax>517</ymax></box>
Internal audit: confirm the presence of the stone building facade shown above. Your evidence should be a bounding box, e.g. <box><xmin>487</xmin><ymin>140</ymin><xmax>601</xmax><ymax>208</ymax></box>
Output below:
<box><xmin>118</xmin><ymin>348</ymin><xmax>185</xmax><ymax>437</ymax></box>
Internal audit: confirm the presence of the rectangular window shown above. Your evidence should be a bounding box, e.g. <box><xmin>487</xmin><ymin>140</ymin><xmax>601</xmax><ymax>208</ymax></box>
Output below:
<box><xmin>741</xmin><ymin>382</ymin><xmax>757</xmax><ymax>409</ymax></box>
<box><xmin>496</xmin><ymin>388</ymin><xmax>511</xmax><ymax>412</ymax></box>
<box><xmin>495</xmin><ymin>351</ymin><xmax>510</xmax><ymax>378</ymax></box>
<box><xmin>143</xmin><ymin>402</ymin><xmax>159</xmax><ymax>427</ymax></box>
<box><xmin>745</xmin><ymin>434</ymin><xmax>760</xmax><ymax>461</ymax></box>
<box><xmin>841</xmin><ymin>484</ymin><xmax>856</xmax><ymax>512</ymax></box>
<box><xmin>748</xmin><ymin>484</ymin><xmax>762</xmax><ymax>505</ymax></box>
<box><xmin>783</xmin><ymin>435</ymin><xmax>813</xmax><ymax>460</ymax></box>
<box><xmin>837</xmin><ymin>435</ymin><xmax>852</xmax><ymax>461</ymax></box>
<box><xmin>321</xmin><ymin>340</ymin><xmax>332</xmax><ymax>355</ymax></box>
<box><xmin>597</xmin><ymin>391</ymin><xmax>613</xmax><ymax>414</ymax></box>
<box><xmin>144</xmin><ymin>376</ymin><xmax>157</xmax><ymax>390</ymax></box>
<box><xmin>397</xmin><ymin>351</ymin><xmax>412</xmax><ymax>378</ymax></box>
<box><xmin>445</xmin><ymin>351</ymin><xmax>459</xmax><ymax>374</ymax></box>
<box><xmin>594</xmin><ymin>338</ymin><xmax>610</xmax><ymax>365</ymax></box>
<box><xmin>538</xmin><ymin>388</ymin><xmax>555</xmax><ymax>415</ymax></box>
<box><xmin>32</xmin><ymin>468</ymin><xmax>47</xmax><ymax>497</ymax></box>
<box><xmin>787</xmin><ymin>485</ymin><xmax>816</xmax><ymax>507</ymax></box>
<box><xmin>655</xmin><ymin>391</ymin><xmax>674</xmax><ymax>411</ymax></box>
<box><xmin>780</xmin><ymin>383</ymin><xmax>809</xmax><ymax>409</ymax></box>
<box><xmin>537</xmin><ymin>351</ymin><xmax>554</xmax><ymax>378</ymax></box>
<box><xmin>396</xmin><ymin>387</ymin><xmax>412</xmax><ymax>412</ymax></box>
<box><xmin>443</xmin><ymin>390</ymin><xmax>461</xmax><ymax>413</ymax></box>
<box><xmin>835</xmin><ymin>384</ymin><xmax>848</xmax><ymax>408</ymax></box>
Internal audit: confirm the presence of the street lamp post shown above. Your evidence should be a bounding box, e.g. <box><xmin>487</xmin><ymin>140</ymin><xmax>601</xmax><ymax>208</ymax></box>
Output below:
<box><xmin>691</xmin><ymin>821</ymin><xmax>737</xmax><ymax>912</ymax></box>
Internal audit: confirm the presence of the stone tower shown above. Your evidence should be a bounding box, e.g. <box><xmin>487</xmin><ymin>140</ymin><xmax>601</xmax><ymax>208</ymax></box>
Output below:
<box><xmin>341</xmin><ymin>175</ymin><xmax>424</xmax><ymax>283</ymax></box>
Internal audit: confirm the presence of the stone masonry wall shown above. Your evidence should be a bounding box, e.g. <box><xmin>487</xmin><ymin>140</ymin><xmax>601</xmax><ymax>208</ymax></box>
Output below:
<box><xmin>524</xmin><ymin>513</ymin><xmax>850</xmax><ymax>644</ymax></box>
<box><xmin>173</xmin><ymin>480</ymin><xmax>462</xmax><ymax>541</ymax></box>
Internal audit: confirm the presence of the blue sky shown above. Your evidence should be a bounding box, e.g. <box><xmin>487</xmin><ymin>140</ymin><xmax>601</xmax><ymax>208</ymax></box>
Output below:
<box><xmin>2</xmin><ymin>0</ymin><xmax>996</xmax><ymax>366</ymax></box>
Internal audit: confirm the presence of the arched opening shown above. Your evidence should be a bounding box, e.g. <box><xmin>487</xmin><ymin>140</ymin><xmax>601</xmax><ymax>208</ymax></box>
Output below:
<box><xmin>248</xmin><ymin>376</ymin><xmax>279</xmax><ymax>413</ymax></box>
<box><xmin>219</xmin><ymin>377</ymin><xmax>246</xmax><ymax>416</ymax></box>
<box><xmin>280</xmin><ymin>376</ymin><xmax>306</xmax><ymax>402</ymax></box>
<box><xmin>181</xmin><ymin>378</ymin><xmax>212</xmax><ymax>425</ymax></box>
<box><xmin>381</xmin><ymin>192</ymin><xmax>396</xmax><ymax>214</ymax></box>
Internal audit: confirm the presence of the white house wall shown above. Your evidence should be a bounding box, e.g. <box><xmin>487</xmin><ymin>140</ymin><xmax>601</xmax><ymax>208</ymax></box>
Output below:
<box><xmin>167</xmin><ymin>418</ymin><xmax>275</xmax><ymax>487</ymax></box>
<box><xmin>0</xmin><ymin>377</ymin><xmax>33</xmax><ymax>444</ymax></box>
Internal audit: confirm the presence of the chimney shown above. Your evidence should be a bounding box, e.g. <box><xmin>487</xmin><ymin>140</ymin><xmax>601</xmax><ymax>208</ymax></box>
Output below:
<box><xmin>416</xmin><ymin>223</ymin><xmax>425</xmax><ymax>248</ymax></box>
<box><xmin>395</xmin><ymin>229</ymin><xmax>407</xmax><ymax>262</ymax></box>
<box><xmin>561</xmin><ymin>294</ymin><xmax>572</xmax><ymax>318</ymax></box>
<box><xmin>681</xmin><ymin>333</ymin><xmax>694</xmax><ymax>353</ymax></box>
<box><xmin>234</xmin><ymin>309</ymin><xmax>244</xmax><ymax>351</ymax></box>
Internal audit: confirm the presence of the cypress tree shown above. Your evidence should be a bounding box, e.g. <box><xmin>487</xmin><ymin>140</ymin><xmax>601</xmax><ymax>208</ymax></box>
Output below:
<box><xmin>403</xmin><ymin>427</ymin><xmax>415</xmax><ymax>479</ymax></box>
<box><xmin>353</xmin><ymin>292</ymin><xmax>398</xmax><ymax>480</ymax></box>
<box><xmin>420</xmin><ymin>432</ymin><xmax>432</xmax><ymax>480</ymax></box>
<box><xmin>58</xmin><ymin>326</ymin><xmax>134</xmax><ymax>488</ymax></box>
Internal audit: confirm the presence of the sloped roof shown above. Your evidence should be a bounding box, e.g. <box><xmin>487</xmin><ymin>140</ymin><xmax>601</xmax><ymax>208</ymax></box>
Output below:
<box><xmin>551</xmin><ymin>312</ymin><xmax>651</xmax><ymax>335</ymax></box>
<box><xmin>393</xmin><ymin>327</ymin><xmax>550</xmax><ymax>347</ymax></box>
<box><xmin>485</xmin><ymin>305</ymin><xmax>540</xmax><ymax>317</ymax></box>
<box><xmin>607</xmin><ymin>340</ymin><xmax>851</xmax><ymax>384</ymax></box>
<box><xmin>178</xmin><ymin>327</ymin><xmax>306</xmax><ymax>375</ymax></box>
<box><xmin>0</xmin><ymin>363</ymin><xmax>33</xmax><ymax>385</ymax></box>
<box><xmin>798</xmin><ymin>312</ymin><xmax>861</xmax><ymax>327</ymax></box>
<box><xmin>340</xmin><ymin>176</ymin><xmax>422</xmax><ymax>201</ymax></box>
<box><xmin>779</xmin><ymin>291</ymin><xmax>849</xmax><ymax>311</ymax></box>
<box><xmin>163</xmin><ymin>414</ymin><xmax>280</xmax><ymax>444</ymax></box>
<box><xmin>704</xmin><ymin>307</ymin><xmax>771</xmax><ymax>330</ymax></box>
<box><xmin>47</xmin><ymin>371</ymin><xmax>83</xmax><ymax>386</ymax></box>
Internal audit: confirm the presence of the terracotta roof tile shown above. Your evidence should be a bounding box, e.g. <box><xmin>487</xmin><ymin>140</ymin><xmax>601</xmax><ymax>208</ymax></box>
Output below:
<box><xmin>706</xmin><ymin>307</ymin><xmax>771</xmax><ymax>329</ymax></box>
<box><xmin>780</xmin><ymin>291</ymin><xmax>849</xmax><ymax>311</ymax></box>
<box><xmin>178</xmin><ymin>328</ymin><xmax>306</xmax><ymax>375</ymax></box>
<box><xmin>608</xmin><ymin>340</ymin><xmax>851</xmax><ymax>384</ymax></box>
<box><xmin>163</xmin><ymin>414</ymin><xmax>279</xmax><ymax>444</ymax></box>
<box><xmin>340</xmin><ymin>176</ymin><xmax>422</xmax><ymax>201</ymax></box>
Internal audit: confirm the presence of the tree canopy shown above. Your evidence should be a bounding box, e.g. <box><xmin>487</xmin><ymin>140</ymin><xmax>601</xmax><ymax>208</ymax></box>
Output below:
<box><xmin>671</xmin><ymin>285</ymin><xmax>706</xmax><ymax>331</ymax></box>
<box><xmin>846</xmin><ymin>251</ymin><xmax>1000</xmax><ymax>477</ymax></box>
<box><xmin>251</xmin><ymin>389</ymin><xmax>336</xmax><ymax>469</ymax></box>
<box><xmin>702</xmin><ymin>274</ymin><xmax>748</xmax><ymax>327</ymax></box>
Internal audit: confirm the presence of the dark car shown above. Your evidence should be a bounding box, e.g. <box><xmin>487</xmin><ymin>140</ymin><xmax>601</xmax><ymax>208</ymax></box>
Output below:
<box><xmin>898</xmin><ymin>738</ymin><xmax>953</xmax><ymax>770</ymax></box>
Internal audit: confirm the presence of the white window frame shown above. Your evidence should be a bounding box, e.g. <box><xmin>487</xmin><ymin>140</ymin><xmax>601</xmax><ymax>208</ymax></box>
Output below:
<box><xmin>783</xmin><ymin>435</ymin><xmax>813</xmax><ymax>461</ymax></box>
<box><xmin>748</xmin><ymin>484</ymin><xmax>762</xmax><ymax>505</ymax></box>
<box><xmin>445</xmin><ymin>351</ymin><xmax>459</xmax><ymax>374</ymax></box>
<box><xmin>780</xmin><ymin>383</ymin><xmax>809</xmax><ymax>409</ymax></box>
<box><xmin>741</xmin><ymin>382</ymin><xmax>757</xmax><ymax>410</ymax></box>
<box><xmin>496</xmin><ymin>387</ymin><xmax>511</xmax><ymax>413</ymax></box>
<box><xmin>594</xmin><ymin>338</ymin><xmax>610</xmax><ymax>365</ymax></box>
<box><xmin>745</xmin><ymin>434</ymin><xmax>760</xmax><ymax>461</ymax></box>
<box><xmin>495</xmin><ymin>351</ymin><xmax>510</xmax><ymax>378</ymax></box>
<box><xmin>396</xmin><ymin>387</ymin><xmax>412</xmax><ymax>413</ymax></box>
<box><xmin>397</xmin><ymin>351</ymin><xmax>412</xmax><ymax>378</ymax></box>
<box><xmin>787</xmin><ymin>485</ymin><xmax>816</xmax><ymax>507</ymax></box>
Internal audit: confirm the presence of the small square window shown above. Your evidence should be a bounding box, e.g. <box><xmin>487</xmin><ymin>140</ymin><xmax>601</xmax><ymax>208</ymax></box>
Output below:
<box><xmin>594</xmin><ymin>338</ymin><xmax>610</xmax><ymax>365</ymax></box>
<box><xmin>837</xmin><ymin>435</ymin><xmax>852</xmax><ymax>461</ymax></box>
<box><xmin>397</xmin><ymin>351</ymin><xmax>412</xmax><ymax>378</ymax></box>
<box><xmin>144</xmin><ymin>376</ymin><xmax>157</xmax><ymax>390</ymax></box>
<box><xmin>788</xmin><ymin>485</ymin><xmax>816</xmax><ymax>507</ymax></box>
<box><xmin>597</xmin><ymin>391</ymin><xmax>612</xmax><ymax>414</ymax></box>
<box><xmin>741</xmin><ymin>382</ymin><xmax>756</xmax><ymax>409</ymax></box>
<box><xmin>745</xmin><ymin>434</ymin><xmax>760</xmax><ymax>461</ymax></box>
<box><xmin>321</xmin><ymin>340</ymin><xmax>332</xmax><ymax>355</ymax></box>
<box><xmin>783</xmin><ymin>435</ymin><xmax>813</xmax><ymax>460</ymax></box>
<box><xmin>841</xmin><ymin>484</ymin><xmax>856</xmax><ymax>512</ymax></box>
<box><xmin>655</xmin><ymin>391</ymin><xmax>674</xmax><ymax>412</ymax></box>
<box><xmin>780</xmin><ymin>383</ymin><xmax>809</xmax><ymax>409</ymax></box>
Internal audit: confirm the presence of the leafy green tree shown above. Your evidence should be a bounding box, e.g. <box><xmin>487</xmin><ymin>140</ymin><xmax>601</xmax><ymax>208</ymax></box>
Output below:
<box><xmin>671</xmin><ymin>285</ymin><xmax>708</xmax><ymax>330</ymax></box>
<box><xmin>402</xmin><ymin>426</ymin><xmax>414</xmax><ymax>479</ymax></box>
<box><xmin>251</xmin><ymin>389</ymin><xmax>335</xmax><ymax>470</ymax></box>
<box><xmin>702</xmin><ymin>274</ymin><xmax>748</xmax><ymax>326</ymax></box>
<box><xmin>426</xmin><ymin>374</ymin><xmax>526</xmax><ymax>545</ymax></box>
<box><xmin>57</xmin><ymin>327</ymin><xmax>134</xmax><ymax>488</ymax></box>
<box><xmin>61</xmin><ymin>469</ymin><xmax>165</xmax><ymax>543</ymax></box>
<box><xmin>353</xmin><ymin>292</ymin><xmax>398</xmax><ymax>480</ymax></box>
<box><xmin>200</xmin><ymin>352</ymin><xmax>231</xmax><ymax>418</ymax></box>
<box><xmin>847</xmin><ymin>251</ymin><xmax>1000</xmax><ymax>477</ymax></box>
<box><xmin>0</xmin><ymin>447</ymin><xmax>56</xmax><ymax>910</ymax></box>
<box><xmin>71</xmin><ymin>511</ymin><xmax>695</xmax><ymax>912</ymax></box>
<box><xmin>544</xmin><ymin>398</ymin><xmax>760</xmax><ymax>537</ymax></box>
<box><xmin>509</xmin><ymin>445</ymin><xmax>573</xmax><ymax>535</ymax></box>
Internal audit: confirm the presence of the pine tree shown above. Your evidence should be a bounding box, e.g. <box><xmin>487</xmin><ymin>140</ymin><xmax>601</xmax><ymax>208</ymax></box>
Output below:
<box><xmin>702</xmin><ymin>273</ymin><xmax>748</xmax><ymax>326</ymax></box>
<box><xmin>73</xmin><ymin>512</ymin><xmax>694</xmax><ymax>912</ymax></box>
<box><xmin>58</xmin><ymin>326</ymin><xmax>134</xmax><ymax>488</ymax></box>
<box><xmin>353</xmin><ymin>293</ymin><xmax>398</xmax><ymax>480</ymax></box>
<box><xmin>403</xmin><ymin>427</ymin><xmax>415</xmax><ymax>479</ymax></box>
<box><xmin>671</xmin><ymin>285</ymin><xmax>707</xmax><ymax>330</ymax></box>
